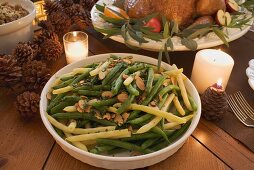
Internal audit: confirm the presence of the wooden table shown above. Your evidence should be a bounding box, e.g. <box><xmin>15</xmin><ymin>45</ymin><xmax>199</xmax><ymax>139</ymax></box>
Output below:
<box><xmin>1</xmin><ymin>29</ymin><xmax>254</xmax><ymax>170</ymax></box>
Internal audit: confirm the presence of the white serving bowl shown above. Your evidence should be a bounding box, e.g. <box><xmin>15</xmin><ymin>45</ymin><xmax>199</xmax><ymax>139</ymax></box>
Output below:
<box><xmin>40</xmin><ymin>53</ymin><xmax>201</xmax><ymax>169</ymax></box>
<box><xmin>0</xmin><ymin>0</ymin><xmax>36</xmax><ymax>54</ymax></box>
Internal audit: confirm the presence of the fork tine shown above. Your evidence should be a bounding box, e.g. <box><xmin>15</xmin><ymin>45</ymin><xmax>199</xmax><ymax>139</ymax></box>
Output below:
<box><xmin>227</xmin><ymin>95</ymin><xmax>246</xmax><ymax>120</ymax></box>
<box><xmin>227</xmin><ymin>95</ymin><xmax>249</xmax><ymax>126</ymax></box>
<box><xmin>235</xmin><ymin>92</ymin><xmax>254</xmax><ymax>120</ymax></box>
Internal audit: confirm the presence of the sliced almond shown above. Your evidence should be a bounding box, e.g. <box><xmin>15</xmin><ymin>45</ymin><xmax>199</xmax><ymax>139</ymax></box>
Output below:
<box><xmin>99</xmin><ymin>70</ymin><xmax>107</xmax><ymax>80</ymax></box>
<box><xmin>95</xmin><ymin>112</ymin><xmax>102</xmax><ymax>120</ymax></box>
<box><xmin>88</xmin><ymin>99</ymin><xmax>98</xmax><ymax>105</ymax></box>
<box><xmin>79</xmin><ymin>80</ymin><xmax>85</xmax><ymax>84</ymax></box>
<box><xmin>114</xmin><ymin>114</ymin><xmax>124</xmax><ymax>126</ymax></box>
<box><xmin>122</xmin><ymin>74</ymin><xmax>129</xmax><ymax>79</ymax></box>
<box><xmin>117</xmin><ymin>93</ymin><xmax>129</xmax><ymax>103</ymax></box>
<box><xmin>135</xmin><ymin>76</ymin><xmax>145</xmax><ymax>91</ymax></box>
<box><xmin>76</xmin><ymin>105</ymin><xmax>84</xmax><ymax>113</ymax></box>
<box><xmin>103</xmin><ymin>113</ymin><xmax>111</xmax><ymax>120</ymax></box>
<box><xmin>84</xmin><ymin>105</ymin><xmax>92</xmax><ymax>113</ymax></box>
<box><xmin>163</xmin><ymin>79</ymin><xmax>171</xmax><ymax>87</ymax></box>
<box><xmin>81</xmin><ymin>96</ymin><xmax>87</xmax><ymax>100</ymax></box>
<box><xmin>128</xmin><ymin>125</ymin><xmax>133</xmax><ymax>132</ymax></box>
<box><xmin>46</xmin><ymin>92</ymin><xmax>52</xmax><ymax>100</ymax></box>
<box><xmin>101</xmin><ymin>91</ymin><xmax>113</xmax><ymax>98</ymax></box>
<box><xmin>78</xmin><ymin>100</ymin><xmax>86</xmax><ymax>109</ymax></box>
<box><xmin>113</xmin><ymin>103</ymin><xmax>122</xmax><ymax>108</ymax></box>
<box><xmin>122</xmin><ymin>58</ymin><xmax>132</xmax><ymax>64</ymax></box>
<box><xmin>150</xmin><ymin>101</ymin><xmax>157</xmax><ymax>107</ymax></box>
<box><xmin>122</xmin><ymin>112</ymin><xmax>130</xmax><ymax>122</ymax></box>
<box><xmin>111</xmin><ymin>113</ymin><xmax>116</xmax><ymax>119</ymax></box>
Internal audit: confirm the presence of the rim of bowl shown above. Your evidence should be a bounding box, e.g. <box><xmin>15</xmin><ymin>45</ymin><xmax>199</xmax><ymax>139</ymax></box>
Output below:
<box><xmin>40</xmin><ymin>53</ymin><xmax>201</xmax><ymax>162</ymax></box>
<box><xmin>0</xmin><ymin>0</ymin><xmax>36</xmax><ymax>28</ymax></box>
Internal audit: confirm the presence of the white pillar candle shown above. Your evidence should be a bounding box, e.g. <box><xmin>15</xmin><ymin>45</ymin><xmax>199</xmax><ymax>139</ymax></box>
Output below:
<box><xmin>191</xmin><ymin>49</ymin><xmax>234</xmax><ymax>94</ymax></box>
<box><xmin>63</xmin><ymin>31</ymin><xmax>88</xmax><ymax>64</ymax></box>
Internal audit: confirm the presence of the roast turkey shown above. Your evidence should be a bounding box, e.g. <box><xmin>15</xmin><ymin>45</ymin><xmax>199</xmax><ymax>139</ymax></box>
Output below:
<box><xmin>114</xmin><ymin>0</ymin><xmax>226</xmax><ymax>28</ymax></box>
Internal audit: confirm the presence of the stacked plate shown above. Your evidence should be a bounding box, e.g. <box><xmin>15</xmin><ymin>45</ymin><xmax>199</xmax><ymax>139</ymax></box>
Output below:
<box><xmin>246</xmin><ymin>59</ymin><xmax>254</xmax><ymax>90</ymax></box>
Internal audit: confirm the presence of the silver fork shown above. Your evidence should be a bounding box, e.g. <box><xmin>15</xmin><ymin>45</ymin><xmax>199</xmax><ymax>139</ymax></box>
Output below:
<box><xmin>227</xmin><ymin>92</ymin><xmax>254</xmax><ymax>127</ymax></box>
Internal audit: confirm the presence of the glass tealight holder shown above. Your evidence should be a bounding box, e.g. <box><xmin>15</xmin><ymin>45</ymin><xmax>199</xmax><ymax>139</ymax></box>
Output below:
<box><xmin>63</xmin><ymin>31</ymin><xmax>88</xmax><ymax>64</ymax></box>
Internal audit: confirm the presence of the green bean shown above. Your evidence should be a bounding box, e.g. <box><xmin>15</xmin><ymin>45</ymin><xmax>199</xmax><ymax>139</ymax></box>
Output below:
<box><xmin>90</xmin><ymin>145</ymin><xmax>117</xmax><ymax>154</ymax></box>
<box><xmin>78</xmin><ymin>90</ymin><xmax>102</xmax><ymax>97</ymax></box>
<box><xmin>117</xmin><ymin>94</ymin><xmax>135</xmax><ymax>114</ymax></box>
<box><xmin>112</xmin><ymin>64</ymin><xmax>147</xmax><ymax>95</ymax></box>
<box><xmin>111</xmin><ymin>68</ymin><xmax>129</xmax><ymax>95</ymax></box>
<box><xmin>128</xmin><ymin>76</ymin><xmax>166</xmax><ymax>120</ymax></box>
<box><xmin>188</xmin><ymin>95</ymin><xmax>197</xmax><ymax>112</ymax></box>
<box><xmin>128</xmin><ymin>63</ymin><xmax>147</xmax><ymax>73</ymax></box>
<box><xmin>96</xmin><ymin>139</ymin><xmax>152</xmax><ymax>154</ymax></box>
<box><xmin>84</xmin><ymin>63</ymin><xmax>98</xmax><ymax>68</ymax></box>
<box><xmin>102</xmin><ymin>63</ymin><xmax>124</xmax><ymax>86</ymax></box>
<box><xmin>152</xmin><ymin>121</ymin><xmax>191</xmax><ymax>151</ymax></box>
<box><xmin>92</xmin><ymin>98</ymin><xmax>118</xmax><ymax>107</ymax></box>
<box><xmin>151</xmin><ymin>126</ymin><xmax>169</xmax><ymax>143</ymax></box>
<box><xmin>121</xmin><ymin>132</ymin><xmax>160</xmax><ymax>141</ymax></box>
<box><xmin>158</xmin><ymin>85</ymin><xmax>180</xmax><ymax>97</ymax></box>
<box><xmin>54</xmin><ymin>127</ymin><xmax>64</xmax><ymax>138</ymax></box>
<box><xmin>93</xmin><ymin>106</ymin><xmax>108</xmax><ymax>114</ymax></box>
<box><xmin>128</xmin><ymin>114</ymin><xmax>153</xmax><ymax>125</ymax></box>
<box><xmin>47</xmin><ymin>93</ymin><xmax>66</xmax><ymax>113</ymax></box>
<box><xmin>145</xmin><ymin>68</ymin><xmax>154</xmax><ymax>94</ymax></box>
<box><xmin>76</xmin><ymin>120</ymin><xmax>89</xmax><ymax>128</ymax></box>
<box><xmin>62</xmin><ymin>96</ymin><xmax>80</xmax><ymax>102</ymax></box>
<box><xmin>52</xmin><ymin>112</ymin><xmax>116</xmax><ymax>126</ymax></box>
<box><xmin>108</xmin><ymin>69</ymin><xmax>123</xmax><ymax>84</ymax></box>
<box><xmin>151</xmin><ymin>139</ymin><xmax>168</xmax><ymax>151</ymax></box>
<box><xmin>126</xmin><ymin>84</ymin><xmax>139</xmax><ymax>96</ymax></box>
<box><xmin>73</xmin><ymin>85</ymin><xmax>111</xmax><ymax>92</ymax></box>
<box><xmin>107</xmin><ymin>148</ymin><xmax>128</xmax><ymax>155</ymax></box>
<box><xmin>51</xmin><ymin>101</ymin><xmax>76</xmax><ymax>114</ymax></box>
<box><xmin>141</xmin><ymin>138</ymin><xmax>158</xmax><ymax>149</ymax></box>
<box><xmin>110</xmin><ymin>54</ymin><xmax>119</xmax><ymax>60</ymax></box>
<box><xmin>60</xmin><ymin>75</ymin><xmax>75</xmax><ymax>81</ymax></box>
<box><xmin>71</xmin><ymin>70</ymin><xmax>91</xmax><ymax>85</ymax></box>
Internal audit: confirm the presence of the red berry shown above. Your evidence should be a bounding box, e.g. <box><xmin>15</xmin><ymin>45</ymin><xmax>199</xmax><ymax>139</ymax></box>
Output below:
<box><xmin>144</xmin><ymin>18</ymin><xmax>161</xmax><ymax>33</ymax></box>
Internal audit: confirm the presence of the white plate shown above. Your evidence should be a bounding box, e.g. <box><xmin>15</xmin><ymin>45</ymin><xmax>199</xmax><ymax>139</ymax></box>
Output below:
<box><xmin>91</xmin><ymin>0</ymin><xmax>254</xmax><ymax>52</ymax></box>
<box><xmin>246</xmin><ymin>59</ymin><xmax>254</xmax><ymax>90</ymax></box>
<box><xmin>40</xmin><ymin>53</ymin><xmax>201</xmax><ymax>169</ymax></box>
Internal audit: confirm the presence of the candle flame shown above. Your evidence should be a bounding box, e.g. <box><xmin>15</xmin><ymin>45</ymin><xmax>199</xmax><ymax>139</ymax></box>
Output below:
<box><xmin>217</xmin><ymin>78</ymin><xmax>223</xmax><ymax>87</ymax></box>
<box><xmin>73</xmin><ymin>31</ymin><xmax>77</xmax><ymax>37</ymax></box>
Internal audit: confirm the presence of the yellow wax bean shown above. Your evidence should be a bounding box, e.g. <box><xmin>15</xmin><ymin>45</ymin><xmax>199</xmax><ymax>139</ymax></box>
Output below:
<box><xmin>52</xmin><ymin>86</ymin><xmax>73</xmax><ymax>94</ymax></box>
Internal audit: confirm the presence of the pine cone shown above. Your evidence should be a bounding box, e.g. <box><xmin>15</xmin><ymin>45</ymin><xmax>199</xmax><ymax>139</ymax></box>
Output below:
<box><xmin>201</xmin><ymin>86</ymin><xmax>228</xmax><ymax>121</ymax></box>
<box><xmin>38</xmin><ymin>20</ymin><xmax>55</xmax><ymax>32</ymax></box>
<box><xmin>13</xmin><ymin>42</ymin><xmax>35</xmax><ymax>65</ymax></box>
<box><xmin>44</xmin><ymin>0</ymin><xmax>63</xmax><ymax>15</ymax></box>
<box><xmin>79</xmin><ymin>0</ymin><xmax>98</xmax><ymax>11</ymax></box>
<box><xmin>65</xmin><ymin>4</ymin><xmax>85</xmax><ymax>18</ymax></box>
<box><xmin>60</xmin><ymin>0</ymin><xmax>74</xmax><ymax>8</ymax></box>
<box><xmin>27</xmin><ymin>41</ymin><xmax>40</xmax><ymax>59</ymax></box>
<box><xmin>41</xmin><ymin>39</ymin><xmax>63</xmax><ymax>61</ymax></box>
<box><xmin>22</xmin><ymin>60</ymin><xmax>51</xmax><ymax>91</ymax></box>
<box><xmin>75</xmin><ymin>10</ymin><xmax>92</xmax><ymax>29</ymax></box>
<box><xmin>47</xmin><ymin>11</ymin><xmax>72</xmax><ymax>38</ymax></box>
<box><xmin>0</xmin><ymin>54</ymin><xmax>22</xmax><ymax>87</ymax></box>
<box><xmin>16</xmin><ymin>91</ymin><xmax>40</xmax><ymax>119</ymax></box>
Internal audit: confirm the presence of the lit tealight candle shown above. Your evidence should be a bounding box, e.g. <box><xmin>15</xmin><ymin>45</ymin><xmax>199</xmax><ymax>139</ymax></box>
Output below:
<box><xmin>63</xmin><ymin>31</ymin><xmax>88</xmax><ymax>64</ymax></box>
<box><xmin>191</xmin><ymin>49</ymin><xmax>234</xmax><ymax>94</ymax></box>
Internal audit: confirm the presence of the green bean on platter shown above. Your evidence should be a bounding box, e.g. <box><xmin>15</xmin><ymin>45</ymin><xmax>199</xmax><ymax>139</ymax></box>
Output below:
<box><xmin>45</xmin><ymin>55</ymin><xmax>198</xmax><ymax>156</ymax></box>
